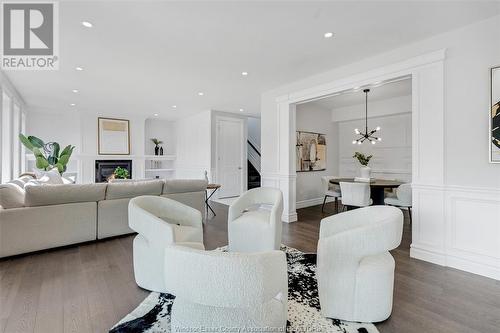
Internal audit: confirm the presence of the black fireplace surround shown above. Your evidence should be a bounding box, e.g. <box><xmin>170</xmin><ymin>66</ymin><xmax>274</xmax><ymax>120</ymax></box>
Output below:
<box><xmin>95</xmin><ymin>160</ymin><xmax>132</xmax><ymax>183</ymax></box>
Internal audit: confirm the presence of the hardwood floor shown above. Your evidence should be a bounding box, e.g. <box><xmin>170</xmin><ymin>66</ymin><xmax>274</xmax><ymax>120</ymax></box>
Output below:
<box><xmin>1</xmin><ymin>202</ymin><xmax>499</xmax><ymax>333</ymax></box>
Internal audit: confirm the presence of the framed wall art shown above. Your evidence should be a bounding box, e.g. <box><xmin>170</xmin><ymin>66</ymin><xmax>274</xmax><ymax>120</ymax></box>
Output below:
<box><xmin>98</xmin><ymin>117</ymin><xmax>130</xmax><ymax>155</ymax></box>
<box><xmin>296</xmin><ymin>131</ymin><xmax>326</xmax><ymax>172</ymax></box>
<box><xmin>490</xmin><ymin>66</ymin><xmax>500</xmax><ymax>163</ymax></box>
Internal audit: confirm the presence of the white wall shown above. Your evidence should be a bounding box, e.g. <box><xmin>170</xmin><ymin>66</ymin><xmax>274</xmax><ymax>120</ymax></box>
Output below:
<box><xmin>261</xmin><ymin>15</ymin><xmax>500</xmax><ymax>280</ymax></box>
<box><xmin>295</xmin><ymin>103</ymin><xmax>339</xmax><ymax>207</ymax></box>
<box><xmin>331</xmin><ymin>94</ymin><xmax>411</xmax><ymax>122</ymax></box>
<box><xmin>174</xmin><ymin>110</ymin><xmax>212</xmax><ymax>180</ymax></box>
<box><xmin>144</xmin><ymin>118</ymin><xmax>176</xmax><ymax>156</ymax></box>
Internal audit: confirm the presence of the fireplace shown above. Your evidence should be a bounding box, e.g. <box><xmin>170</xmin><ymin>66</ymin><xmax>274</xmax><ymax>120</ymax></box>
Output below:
<box><xmin>95</xmin><ymin>160</ymin><xmax>132</xmax><ymax>183</ymax></box>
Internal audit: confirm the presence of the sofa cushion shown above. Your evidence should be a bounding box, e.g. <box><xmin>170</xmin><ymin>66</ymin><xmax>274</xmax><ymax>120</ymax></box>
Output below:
<box><xmin>105</xmin><ymin>180</ymin><xmax>164</xmax><ymax>200</ymax></box>
<box><xmin>0</xmin><ymin>183</ymin><xmax>25</xmax><ymax>209</ymax></box>
<box><xmin>24</xmin><ymin>183</ymin><xmax>107</xmax><ymax>207</ymax></box>
<box><xmin>8</xmin><ymin>175</ymin><xmax>35</xmax><ymax>188</ymax></box>
<box><xmin>162</xmin><ymin>179</ymin><xmax>208</xmax><ymax>194</ymax></box>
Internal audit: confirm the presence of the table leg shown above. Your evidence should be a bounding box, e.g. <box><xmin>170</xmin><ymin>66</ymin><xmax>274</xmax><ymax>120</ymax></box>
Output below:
<box><xmin>205</xmin><ymin>188</ymin><xmax>218</xmax><ymax>216</ymax></box>
<box><xmin>371</xmin><ymin>187</ymin><xmax>386</xmax><ymax>205</ymax></box>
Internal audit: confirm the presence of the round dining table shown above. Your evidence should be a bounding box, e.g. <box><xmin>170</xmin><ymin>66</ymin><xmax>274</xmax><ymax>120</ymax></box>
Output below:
<box><xmin>329</xmin><ymin>178</ymin><xmax>403</xmax><ymax>205</ymax></box>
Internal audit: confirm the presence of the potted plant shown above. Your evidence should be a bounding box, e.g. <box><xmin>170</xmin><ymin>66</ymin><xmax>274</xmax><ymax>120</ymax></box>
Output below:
<box><xmin>19</xmin><ymin>134</ymin><xmax>75</xmax><ymax>174</ymax></box>
<box><xmin>113</xmin><ymin>166</ymin><xmax>130</xmax><ymax>180</ymax></box>
<box><xmin>353</xmin><ymin>152</ymin><xmax>373</xmax><ymax>181</ymax></box>
<box><xmin>151</xmin><ymin>138</ymin><xmax>163</xmax><ymax>156</ymax></box>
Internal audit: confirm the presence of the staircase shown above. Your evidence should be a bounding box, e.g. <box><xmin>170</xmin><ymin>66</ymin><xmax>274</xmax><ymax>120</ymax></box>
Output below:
<box><xmin>247</xmin><ymin>140</ymin><xmax>261</xmax><ymax>189</ymax></box>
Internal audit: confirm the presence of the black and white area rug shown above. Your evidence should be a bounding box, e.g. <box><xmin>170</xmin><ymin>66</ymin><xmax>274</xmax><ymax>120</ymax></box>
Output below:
<box><xmin>110</xmin><ymin>246</ymin><xmax>378</xmax><ymax>333</ymax></box>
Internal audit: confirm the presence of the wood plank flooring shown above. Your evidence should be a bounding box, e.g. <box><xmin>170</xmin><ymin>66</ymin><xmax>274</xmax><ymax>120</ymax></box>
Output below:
<box><xmin>1</xmin><ymin>202</ymin><xmax>499</xmax><ymax>333</ymax></box>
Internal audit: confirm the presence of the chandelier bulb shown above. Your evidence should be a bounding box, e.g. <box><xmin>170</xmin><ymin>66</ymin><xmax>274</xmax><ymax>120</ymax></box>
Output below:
<box><xmin>376</xmin><ymin>126</ymin><xmax>381</xmax><ymax>131</ymax></box>
<box><xmin>371</xmin><ymin>141</ymin><xmax>376</xmax><ymax>145</ymax></box>
<box><xmin>352</xmin><ymin>140</ymin><xmax>357</xmax><ymax>144</ymax></box>
<box><xmin>377</xmin><ymin>137</ymin><xmax>382</xmax><ymax>141</ymax></box>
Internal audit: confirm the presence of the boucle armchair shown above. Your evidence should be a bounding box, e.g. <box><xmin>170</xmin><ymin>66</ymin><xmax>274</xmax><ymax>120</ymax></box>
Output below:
<box><xmin>228</xmin><ymin>187</ymin><xmax>283</xmax><ymax>253</ymax></box>
<box><xmin>317</xmin><ymin>206</ymin><xmax>403</xmax><ymax>322</ymax></box>
<box><xmin>163</xmin><ymin>245</ymin><xmax>288</xmax><ymax>332</ymax></box>
<box><xmin>128</xmin><ymin>195</ymin><xmax>204</xmax><ymax>292</ymax></box>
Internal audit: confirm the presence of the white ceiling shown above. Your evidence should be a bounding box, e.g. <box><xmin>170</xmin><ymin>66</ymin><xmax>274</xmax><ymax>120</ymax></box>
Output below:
<box><xmin>311</xmin><ymin>78</ymin><xmax>412</xmax><ymax>110</ymax></box>
<box><xmin>5</xmin><ymin>1</ymin><xmax>500</xmax><ymax>119</ymax></box>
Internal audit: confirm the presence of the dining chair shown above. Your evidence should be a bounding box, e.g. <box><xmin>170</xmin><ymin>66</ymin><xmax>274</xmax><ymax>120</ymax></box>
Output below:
<box><xmin>384</xmin><ymin>183</ymin><xmax>412</xmax><ymax>223</ymax></box>
<box><xmin>339</xmin><ymin>182</ymin><xmax>372</xmax><ymax>210</ymax></box>
<box><xmin>321</xmin><ymin>176</ymin><xmax>342</xmax><ymax>213</ymax></box>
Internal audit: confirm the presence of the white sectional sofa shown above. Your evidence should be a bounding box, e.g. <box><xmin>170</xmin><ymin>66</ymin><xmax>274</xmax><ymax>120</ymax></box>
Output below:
<box><xmin>0</xmin><ymin>178</ymin><xmax>208</xmax><ymax>258</ymax></box>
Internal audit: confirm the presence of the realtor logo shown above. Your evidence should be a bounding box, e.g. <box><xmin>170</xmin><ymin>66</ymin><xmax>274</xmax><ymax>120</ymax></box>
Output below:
<box><xmin>1</xmin><ymin>2</ymin><xmax>59</xmax><ymax>70</ymax></box>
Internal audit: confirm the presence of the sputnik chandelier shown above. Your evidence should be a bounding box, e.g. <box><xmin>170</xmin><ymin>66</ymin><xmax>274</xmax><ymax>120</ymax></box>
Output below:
<box><xmin>352</xmin><ymin>89</ymin><xmax>382</xmax><ymax>145</ymax></box>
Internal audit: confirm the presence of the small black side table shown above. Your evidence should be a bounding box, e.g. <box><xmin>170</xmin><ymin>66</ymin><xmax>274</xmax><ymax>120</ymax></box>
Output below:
<box><xmin>205</xmin><ymin>184</ymin><xmax>221</xmax><ymax>216</ymax></box>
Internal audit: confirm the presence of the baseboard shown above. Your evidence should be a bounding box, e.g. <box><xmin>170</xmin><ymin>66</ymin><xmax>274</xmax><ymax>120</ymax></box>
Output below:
<box><xmin>296</xmin><ymin>196</ymin><xmax>337</xmax><ymax>209</ymax></box>
<box><xmin>411</xmin><ymin>244</ymin><xmax>500</xmax><ymax>281</ymax></box>
<box><xmin>282</xmin><ymin>212</ymin><xmax>298</xmax><ymax>223</ymax></box>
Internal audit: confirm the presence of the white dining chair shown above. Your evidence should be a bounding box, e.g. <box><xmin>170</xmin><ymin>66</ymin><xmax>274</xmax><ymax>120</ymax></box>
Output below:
<box><xmin>339</xmin><ymin>182</ymin><xmax>372</xmax><ymax>210</ymax></box>
<box><xmin>384</xmin><ymin>183</ymin><xmax>412</xmax><ymax>223</ymax></box>
<box><xmin>321</xmin><ymin>176</ymin><xmax>342</xmax><ymax>213</ymax></box>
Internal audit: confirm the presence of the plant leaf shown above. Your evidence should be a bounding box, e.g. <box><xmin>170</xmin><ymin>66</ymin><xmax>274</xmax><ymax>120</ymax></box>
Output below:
<box><xmin>58</xmin><ymin>154</ymin><xmax>70</xmax><ymax>166</ymax></box>
<box><xmin>28</xmin><ymin>136</ymin><xmax>44</xmax><ymax>148</ymax></box>
<box><xmin>51</xmin><ymin>143</ymin><xmax>60</xmax><ymax>158</ymax></box>
<box><xmin>48</xmin><ymin>156</ymin><xmax>58</xmax><ymax>165</ymax></box>
<box><xmin>19</xmin><ymin>134</ymin><xmax>35</xmax><ymax>151</ymax></box>
<box><xmin>35</xmin><ymin>156</ymin><xmax>49</xmax><ymax>169</ymax></box>
<box><xmin>59</xmin><ymin>145</ymin><xmax>72</xmax><ymax>157</ymax></box>
<box><xmin>55</xmin><ymin>163</ymin><xmax>64</xmax><ymax>173</ymax></box>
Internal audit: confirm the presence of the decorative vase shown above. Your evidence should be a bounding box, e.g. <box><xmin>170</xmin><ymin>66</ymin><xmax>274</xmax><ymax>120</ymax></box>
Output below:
<box><xmin>360</xmin><ymin>166</ymin><xmax>371</xmax><ymax>180</ymax></box>
<box><xmin>159</xmin><ymin>146</ymin><xmax>164</xmax><ymax>155</ymax></box>
<box><xmin>154</xmin><ymin>145</ymin><xmax>159</xmax><ymax>156</ymax></box>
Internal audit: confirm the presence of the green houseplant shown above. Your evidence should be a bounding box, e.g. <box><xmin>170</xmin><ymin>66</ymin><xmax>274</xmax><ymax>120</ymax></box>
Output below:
<box><xmin>19</xmin><ymin>134</ymin><xmax>75</xmax><ymax>174</ymax></box>
<box><xmin>353</xmin><ymin>152</ymin><xmax>373</xmax><ymax>180</ymax></box>
<box><xmin>113</xmin><ymin>166</ymin><xmax>130</xmax><ymax>179</ymax></box>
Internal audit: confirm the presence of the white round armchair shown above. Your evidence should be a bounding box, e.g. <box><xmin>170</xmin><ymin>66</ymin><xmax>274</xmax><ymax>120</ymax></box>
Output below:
<box><xmin>317</xmin><ymin>206</ymin><xmax>403</xmax><ymax>322</ymax></box>
<box><xmin>164</xmin><ymin>245</ymin><xmax>288</xmax><ymax>332</ymax></box>
<box><xmin>228</xmin><ymin>187</ymin><xmax>283</xmax><ymax>253</ymax></box>
<box><xmin>128</xmin><ymin>195</ymin><xmax>204</xmax><ymax>292</ymax></box>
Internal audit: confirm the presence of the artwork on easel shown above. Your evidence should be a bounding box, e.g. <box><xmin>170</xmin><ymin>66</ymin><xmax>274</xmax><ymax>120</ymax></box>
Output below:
<box><xmin>296</xmin><ymin>131</ymin><xmax>326</xmax><ymax>172</ymax></box>
<box><xmin>491</xmin><ymin>66</ymin><xmax>500</xmax><ymax>163</ymax></box>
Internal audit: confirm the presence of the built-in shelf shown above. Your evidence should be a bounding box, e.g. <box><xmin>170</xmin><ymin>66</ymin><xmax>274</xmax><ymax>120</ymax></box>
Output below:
<box><xmin>145</xmin><ymin>168</ymin><xmax>175</xmax><ymax>172</ymax></box>
<box><xmin>144</xmin><ymin>155</ymin><xmax>176</xmax><ymax>160</ymax></box>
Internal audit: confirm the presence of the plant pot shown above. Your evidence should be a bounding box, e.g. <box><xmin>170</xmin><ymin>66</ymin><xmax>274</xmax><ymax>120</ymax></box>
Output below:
<box><xmin>360</xmin><ymin>166</ymin><xmax>371</xmax><ymax>180</ymax></box>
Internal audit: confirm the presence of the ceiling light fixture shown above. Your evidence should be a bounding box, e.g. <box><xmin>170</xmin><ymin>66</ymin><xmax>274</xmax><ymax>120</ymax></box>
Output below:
<box><xmin>72</xmin><ymin>89</ymin><xmax>78</xmax><ymax>93</ymax></box>
<box><xmin>70</xmin><ymin>103</ymin><xmax>76</xmax><ymax>106</ymax></box>
<box><xmin>241</xmin><ymin>72</ymin><xmax>248</xmax><ymax>76</ymax></box>
<box><xmin>172</xmin><ymin>105</ymin><xmax>177</xmax><ymax>108</ymax></box>
<box><xmin>154</xmin><ymin>113</ymin><xmax>158</xmax><ymax>117</ymax></box>
<box><xmin>239</xmin><ymin>108</ymin><xmax>244</xmax><ymax>112</ymax></box>
<box><xmin>352</xmin><ymin>89</ymin><xmax>381</xmax><ymax>145</ymax></box>
<box><xmin>75</xmin><ymin>66</ymin><xmax>83</xmax><ymax>71</ymax></box>
<box><xmin>324</xmin><ymin>32</ymin><xmax>334</xmax><ymax>38</ymax></box>
<box><xmin>82</xmin><ymin>21</ymin><xmax>93</xmax><ymax>28</ymax></box>
<box><xmin>198</xmin><ymin>92</ymin><xmax>204</xmax><ymax>96</ymax></box>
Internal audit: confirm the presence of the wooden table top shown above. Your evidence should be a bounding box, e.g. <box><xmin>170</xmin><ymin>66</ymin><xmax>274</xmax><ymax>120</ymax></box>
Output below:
<box><xmin>207</xmin><ymin>183</ymin><xmax>221</xmax><ymax>190</ymax></box>
<box><xmin>329</xmin><ymin>178</ymin><xmax>403</xmax><ymax>188</ymax></box>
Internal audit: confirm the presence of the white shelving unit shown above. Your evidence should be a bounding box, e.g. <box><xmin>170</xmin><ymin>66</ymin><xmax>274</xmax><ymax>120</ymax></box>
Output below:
<box><xmin>144</xmin><ymin>155</ymin><xmax>176</xmax><ymax>179</ymax></box>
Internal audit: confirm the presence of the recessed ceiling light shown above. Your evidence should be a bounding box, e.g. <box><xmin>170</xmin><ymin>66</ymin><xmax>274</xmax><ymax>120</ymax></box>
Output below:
<box><xmin>198</xmin><ymin>92</ymin><xmax>204</xmax><ymax>96</ymax></box>
<box><xmin>172</xmin><ymin>105</ymin><xmax>177</xmax><ymax>108</ymax></box>
<box><xmin>70</xmin><ymin>103</ymin><xmax>76</xmax><ymax>106</ymax></box>
<box><xmin>82</xmin><ymin>21</ymin><xmax>93</xmax><ymax>28</ymax></box>
<box><xmin>241</xmin><ymin>72</ymin><xmax>248</xmax><ymax>76</ymax></box>
<box><xmin>324</xmin><ymin>32</ymin><xmax>334</xmax><ymax>38</ymax></box>
<box><xmin>72</xmin><ymin>89</ymin><xmax>78</xmax><ymax>93</ymax></box>
<box><xmin>75</xmin><ymin>66</ymin><xmax>83</xmax><ymax>71</ymax></box>
<box><xmin>239</xmin><ymin>108</ymin><xmax>244</xmax><ymax>112</ymax></box>
<box><xmin>154</xmin><ymin>113</ymin><xmax>158</xmax><ymax>117</ymax></box>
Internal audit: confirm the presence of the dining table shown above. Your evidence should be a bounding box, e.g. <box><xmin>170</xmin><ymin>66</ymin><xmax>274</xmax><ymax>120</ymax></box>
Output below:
<box><xmin>329</xmin><ymin>178</ymin><xmax>403</xmax><ymax>205</ymax></box>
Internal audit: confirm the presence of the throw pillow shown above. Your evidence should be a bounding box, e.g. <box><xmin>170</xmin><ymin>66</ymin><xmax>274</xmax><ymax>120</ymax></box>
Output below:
<box><xmin>34</xmin><ymin>168</ymin><xmax>64</xmax><ymax>185</ymax></box>
<box><xmin>0</xmin><ymin>183</ymin><xmax>25</xmax><ymax>208</ymax></box>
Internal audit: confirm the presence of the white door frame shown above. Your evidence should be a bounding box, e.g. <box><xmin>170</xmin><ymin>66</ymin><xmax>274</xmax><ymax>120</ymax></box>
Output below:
<box><xmin>266</xmin><ymin>49</ymin><xmax>449</xmax><ymax>264</ymax></box>
<box><xmin>215</xmin><ymin>115</ymin><xmax>247</xmax><ymax>198</ymax></box>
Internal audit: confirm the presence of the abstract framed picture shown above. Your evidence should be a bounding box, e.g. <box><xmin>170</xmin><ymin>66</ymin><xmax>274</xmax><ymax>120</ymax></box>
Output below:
<box><xmin>296</xmin><ymin>131</ymin><xmax>326</xmax><ymax>172</ymax></box>
<box><xmin>98</xmin><ymin>117</ymin><xmax>130</xmax><ymax>155</ymax></box>
<box><xmin>491</xmin><ymin>66</ymin><xmax>500</xmax><ymax>163</ymax></box>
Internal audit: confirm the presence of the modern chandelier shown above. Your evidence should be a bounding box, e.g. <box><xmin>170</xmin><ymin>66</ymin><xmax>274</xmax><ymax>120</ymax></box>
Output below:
<box><xmin>352</xmin><ymin>88</ymin><xmax>381</xmax><ymax>145</ymax></box>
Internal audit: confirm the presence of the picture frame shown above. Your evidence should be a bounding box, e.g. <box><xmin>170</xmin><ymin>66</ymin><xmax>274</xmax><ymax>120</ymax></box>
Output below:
<box><xmin>296</xmin><ymin>131</ymin><xmax>327</xmax><ymax>172</ymax></box>
<box><xmin>98</xmin><ymin>117</ymin><xmax>130</xmax><ymax>155</ymax></box>
<box><xmin>490</xmin><ymin>66</ymin><xmax>500</xmax><ymax>163</ymax></box>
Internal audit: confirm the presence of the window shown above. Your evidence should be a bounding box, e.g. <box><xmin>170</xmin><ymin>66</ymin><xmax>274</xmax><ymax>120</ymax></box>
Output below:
<box><xmin>1</xmin><ymin>92</ymin><xmax>12</xmax><ymax>183</ymax></box>
<box><xmin>12</xmin><ymin>104</ymin><xmax>20</xmax><ymax>177</ymax></box>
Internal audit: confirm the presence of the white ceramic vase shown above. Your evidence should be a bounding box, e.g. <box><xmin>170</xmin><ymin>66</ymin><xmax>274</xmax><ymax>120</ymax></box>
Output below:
<box><xmin>360</xmin><ymin>166</ymin><xmax>371</xmax><ymax>180</ymax></box>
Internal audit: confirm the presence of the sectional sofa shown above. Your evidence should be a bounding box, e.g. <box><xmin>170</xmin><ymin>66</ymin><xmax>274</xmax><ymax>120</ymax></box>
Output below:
<box><xmin>0</xmin><ymin>178</ymin><xmax>208</xmax><ymax>258</ymax></box>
